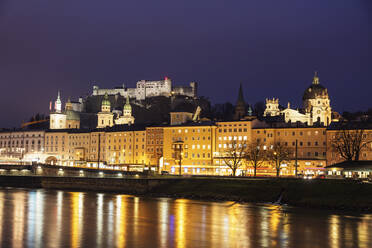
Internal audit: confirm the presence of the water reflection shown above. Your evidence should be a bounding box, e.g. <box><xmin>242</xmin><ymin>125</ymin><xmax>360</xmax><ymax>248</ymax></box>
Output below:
<box><xmin>0</xmin><ymin>188</ymin><xmax>371</xmax><ymax>248</ymax></box>
<box><xmin>0</xmin><ymin>192</ymin><xmax>3</xmax><ymax>245</ymax></box>
<box><xmin>158</xmin><ymin>198</ymin><xmax>169</xmax><ymax>248</ymax></box>
<box><xmin>13</xmin><ymin>191</ymin><xmax>26</xmax><ymax>248</ymax></box>
<box><xmin>96</xmin><ymin>193</ymin><xmax>104</xmax><ymax>247</ymax></box>
<box><xmin>115</xmin><ymin>195</ymin><xmax>127</xmax><ymax>248</ymax></box>
<box><xmin>71</xmin><ymin>192</ymin><xmax>84</xmax><ymax>248</ymax></box>
<box><xmin>175</xmin><ymin>199</ymin><xmax>187</xmax><ymax>248</ymax></box>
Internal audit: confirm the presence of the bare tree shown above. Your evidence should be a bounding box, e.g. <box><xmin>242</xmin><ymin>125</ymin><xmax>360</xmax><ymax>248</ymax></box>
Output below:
<box><xmin>222</xmin><ymin>140</ymin><xmax>247</xmax><ymax>176</ymax></box>
<box><xmin>267</xmin><ymin>141</ymin><xmax>293</xmax><ymax>177</ymax></box>
<box><xmin>331</xmin><ymin>128</ymin><xmax>371</xmax><ymax>161</ymax></box>
<box><xmin>245</xmin><ymin>139</ymin><xmax>266</xmax><ymax>177</ymax></box>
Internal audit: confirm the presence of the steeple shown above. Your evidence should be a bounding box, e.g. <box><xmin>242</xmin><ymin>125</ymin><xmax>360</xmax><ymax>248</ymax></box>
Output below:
<box><xmin>101</xmin><ymin>93</ymin><xmax>111</xmax><ymax>112</ymax></box>
<box><xmin>123</xmin><ymin>94</ymin><xmax>132</xmax><ymax>116</ymax></box>
<box><xmin>55</xmin><ymin>91</ymin><xmax>62</xmax><ymax>113</ymax></box>
<box><xmin>312</xmin><ymin>71</ymin><xmax>319</xmax><ymax>85</ymax></box>
<box><xmin>247</xmin><ymin>105</ymin><xmax>253</xmax><ymax>116</ymax></box>
<box><xmin>237</xmin><ymin>83</ymin><xmax>245</xmax><ymax>103</ymax></box>
<box><xmin>65</xmin><ymin>98</ymin><xmax>73</xmax><ymax>111</ymax></box>
<box><xmin>234</xmin><ymin>83</ymin><xmax>246</xmax><ymax>120</ymax></box>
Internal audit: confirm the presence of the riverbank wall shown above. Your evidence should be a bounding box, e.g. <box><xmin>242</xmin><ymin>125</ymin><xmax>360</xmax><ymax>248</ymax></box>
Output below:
<box><xmin>0</xmin><ymin>176</ymin><xmax>371</xmax><ymax>211</ymax></box>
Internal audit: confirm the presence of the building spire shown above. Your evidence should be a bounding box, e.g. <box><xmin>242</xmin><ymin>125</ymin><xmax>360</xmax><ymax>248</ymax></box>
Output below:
<box><xmin>125</xmin><ymin>94</ymin><xmax>130</xmax><ymax>105</ymax></box>
<box><xmin>313</xmin><ymin>71</ymin><xmax>319</xmax><ymax>85</ymax></box>
<box><xmin>237</xmin><ymin>83</ymin><xmax>245</xmax><ymax>103</ymax></box>
<box><xmin>55</xmin><ymin>90</ymin><xmax>62</xmax><ymax>113</ymax></box>
<box><xmin>234</xmin><ymin>83</ymin><xmax>246</xmax><ymax>120</ymax></box>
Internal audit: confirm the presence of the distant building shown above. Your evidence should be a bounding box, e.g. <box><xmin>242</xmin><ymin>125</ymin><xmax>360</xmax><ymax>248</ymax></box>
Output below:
<box><xmin>92</xmin><ymin>77</ymin><xmax>197</xmax><ymax>101</ymax></box>
<box><xmin>50</xmin><ymin>92</ymin><xmax>80</xmax><ymax>129</ymax></box>
<box><xmin>264</xmin><ymin>72</ymin><xmax>332</xmax><ymax>126</ymax></box>
<box><xmin>234</xmin><ymin>84</ymin><xmax>246</xmax><ymax>120</ymax></box>
<box><xmin>97</xmin><ymin>93</ymin><xmax>114</xmax><ymax>128</ymax></box>
<box><xmin>115</xmin><ymin>95</ymin><xmax>135</xmax><ymax>125</ymax></box>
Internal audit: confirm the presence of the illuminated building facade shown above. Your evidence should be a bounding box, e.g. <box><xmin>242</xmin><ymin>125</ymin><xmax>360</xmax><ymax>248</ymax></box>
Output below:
<box><xmin>162</xmin><ymin>123</ymin><xmax>216</xmax><ymax>175</ymax></box>
<box><xmin>0</xmin><ymin>130</ymin><xmax>45</xmax><ymax>164</ymax></box>
<box><xmin>264</xmin><ymin>73</ymin><xmax>332</xmax><ymax>126</ymax></box>
<box><xmin>252</xmin><ymin>126</ymin><xmax>327</xmax><ymax>176</ymax></box>
<box><xmin>145</xmin><ymin>127</ymin><xmax>164</xmax><ymax>167</ymax></box>
<box><xmin>50</xmin><ymin>92</ymin><xmax>80</xmax><ymax>130</ymax></box>
<box><xmin>92</xmin><ymin>77</ymin><xmax>197</xmax><ymax>100</ymax></box>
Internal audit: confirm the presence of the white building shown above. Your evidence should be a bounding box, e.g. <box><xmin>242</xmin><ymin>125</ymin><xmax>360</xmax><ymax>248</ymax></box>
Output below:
<box><xmin>50</xmin><ymin>92</ymin><xmax>80</xmax><ymax>129</ymax></box>
<box><xmin>97</xmin><ymin>93</ymin><xmax>114</xmax><ymax>128</ymax></box>
<box><xmin>115</xmin><ymin>95</ymin><xmax>135</xmax><ymax>125</ymax></box>
<box><xmin>50</xmin><ymin>91</ymin><xmax>67</xmax><ymax>129</ymax></box>
<box><xmin>0</xmin><ymin>130</ymin><xmax>46</xmax><ymax>164</ymax></box>
<box><xmin>92</xmin><ymin>77</ymin><xmax>197</xmax><ymax>100</ymax></box>
<box><xmin>264</xmin><ymin>72</ymin><xmax>332</xmax><ymax>126</ymax></box>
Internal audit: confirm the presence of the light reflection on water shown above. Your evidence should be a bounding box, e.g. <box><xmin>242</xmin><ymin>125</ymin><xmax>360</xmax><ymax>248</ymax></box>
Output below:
<box><xmin>0</xmin><ymin>188</ymin><xmax>371</xmax><ymax>248</ymax></box>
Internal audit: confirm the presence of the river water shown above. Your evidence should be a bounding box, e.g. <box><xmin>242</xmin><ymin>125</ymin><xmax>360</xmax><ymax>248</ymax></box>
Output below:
<box><xmin>0</xmin><ymin>188</ymin><xmax>371</xmax><ymax>248</ymax></box>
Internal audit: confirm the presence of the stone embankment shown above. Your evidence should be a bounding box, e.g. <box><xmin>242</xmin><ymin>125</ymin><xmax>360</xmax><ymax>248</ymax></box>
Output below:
<box><xmin>0</xmin><ymin>176</ymin><xmax>371</xmax><ymax>212</ymax></box>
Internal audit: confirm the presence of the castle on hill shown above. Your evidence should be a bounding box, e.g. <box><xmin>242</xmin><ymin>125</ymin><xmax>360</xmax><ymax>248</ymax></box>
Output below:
<box><xmin>49</xmin><ymin>77</ymin><xmax>199</xmax><ymax>130</ymax></box>
<box><xmin>92</xmin><ymin>77</ymin><xmax>197</xmax><ymax>100</ymax></box>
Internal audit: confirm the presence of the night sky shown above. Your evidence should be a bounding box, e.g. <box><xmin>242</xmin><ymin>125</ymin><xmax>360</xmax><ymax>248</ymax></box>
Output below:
<box><xmin>0</xmin><ymin>0</ymin><xmax>371</xmax><ymax>128</ymax></box>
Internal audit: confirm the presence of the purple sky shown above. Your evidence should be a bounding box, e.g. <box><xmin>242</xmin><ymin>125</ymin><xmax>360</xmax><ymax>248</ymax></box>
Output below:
<box><xmin>0</xmin><ymin>0</ymin><xmax>371</xmax><ymax>128</ymax></box>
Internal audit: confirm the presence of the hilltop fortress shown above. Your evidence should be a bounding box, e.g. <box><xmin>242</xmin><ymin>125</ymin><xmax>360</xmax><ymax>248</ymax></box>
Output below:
<box><xmin>49</xmin><ymin>77</ymin><xmax>201</xmax><ymax>130</ymax></box>
<box><xmin>92</xmin><ymin>77</ymin><xmax>197</xmax><ymax>100</ymax></box>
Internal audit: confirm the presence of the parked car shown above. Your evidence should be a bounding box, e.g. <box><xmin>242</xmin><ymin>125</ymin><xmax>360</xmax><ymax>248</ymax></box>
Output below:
<box><xmin>161</xmin><ymin>171</ymin><xmax>169</xmax><ymax>175</ymax></box>
<box><xmin>315</xmin><ymin>175</ymin><xmax>325</xmax><ymax>179</ymax></box>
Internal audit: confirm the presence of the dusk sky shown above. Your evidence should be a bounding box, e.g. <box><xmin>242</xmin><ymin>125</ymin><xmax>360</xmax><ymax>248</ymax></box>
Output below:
<box><xmin>0</xmin><ymin>0</ymin><xmax>371</xmax><ymax>128</ymax></box>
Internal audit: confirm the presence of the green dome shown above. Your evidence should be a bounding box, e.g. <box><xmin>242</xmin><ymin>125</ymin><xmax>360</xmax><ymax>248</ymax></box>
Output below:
<box><xmin>102</xmin><ymin>93</ymin><xmax>111</xmax><ymax>106</ymax></box>
<box><xmin>124</xmin><ymin>95</ymin><xmax>131</xmax><ymax>112</ymax></box>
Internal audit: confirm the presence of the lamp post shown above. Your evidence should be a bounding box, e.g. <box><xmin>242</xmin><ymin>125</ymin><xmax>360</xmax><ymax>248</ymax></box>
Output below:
<box><xmin>173</xmin><ymin>140</ymin><xmax>184</xmax><ymax>176</ymax></box>
<box><xmin>295</xmin><ymin>139</ymin><xmax>298</xmax><ymax>177</ymax></box>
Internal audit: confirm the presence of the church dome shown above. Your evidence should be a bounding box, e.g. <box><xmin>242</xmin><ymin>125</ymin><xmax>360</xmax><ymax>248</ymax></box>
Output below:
<box><xmin>102</xmin><ymin>93</ymin><xmax>111</xmax><ymax>106</ymax></box>
<box><xmin>123</xmin><ymin>95</ymin><xmax>132</xmax><ymax>112</ymax></box>
<box><xmin>302</xmin><ymin>73</ymin><xmax>328</xmax><ymax>101</ymax></box>
<box><xmin>65</xmin><ymin>109</ymin><xmax>80</xmax><ymax>121</ymax></box>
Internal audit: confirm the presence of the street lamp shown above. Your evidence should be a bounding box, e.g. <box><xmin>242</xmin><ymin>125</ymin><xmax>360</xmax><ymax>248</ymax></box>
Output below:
<box><xmin>173</xmin><ymin>140</ymin><xmax>184</xmax><ymax>176</ymax></box>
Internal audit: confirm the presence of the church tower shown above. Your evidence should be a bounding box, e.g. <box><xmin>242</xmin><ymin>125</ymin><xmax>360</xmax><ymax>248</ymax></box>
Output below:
<box><xmin>65</xmin><ymin>98</ymin><xmax>80</xmax><ymax>129</ymax></box>
<box><xmin>97</xmin><ymin>93</ymin><xmax>114</xmax><ymax>128</ymax></box>
<box><xmin>263</xmin><ymin>98</ymin><xmax>280</xmax><ymax>117</ymax></box>
<box><xmin>234</xmin><ymin>83</ymin><xmax>246</xmax><ymax>120</ymax></box>
<box><xmin>115</xmin><ymin>94</ymin><xmax>135</xmax><ymax>125</ymax></box>
<box><xmin>302</xmin><ymin>72</ymin><xmax>332</xmax><ymax>125</ymax></box>
<box><xmin>50</xmin><ymin>91</ymin><xmax>67</xmax><ymax>129</ymax></box>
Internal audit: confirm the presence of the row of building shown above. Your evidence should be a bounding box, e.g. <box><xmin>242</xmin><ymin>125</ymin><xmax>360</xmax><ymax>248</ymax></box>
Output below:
<box><xmin>1</xmin><ymin>119</ymin><xmax>371</xmax><ymax>176</ymax></box>
<box><xmin>1</xmin><ymin>73</ymin><xmax>371</xmax><ymax>177</ymax></box>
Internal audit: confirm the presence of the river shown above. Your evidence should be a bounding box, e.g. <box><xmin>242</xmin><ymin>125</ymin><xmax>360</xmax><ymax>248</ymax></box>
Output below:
<box><xmin>0</xmin><ymin>188</ymin><xmax>371</xmax><ymax>248</ymax></box>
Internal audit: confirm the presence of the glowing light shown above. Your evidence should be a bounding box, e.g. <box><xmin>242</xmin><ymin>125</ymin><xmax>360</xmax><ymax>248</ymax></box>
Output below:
<box><xmin>96</xmin><ymin>194</ymin><xmax>104</xmax><ymax>247</ymax></box>
<box><xmin>13</xmin><ymin>192</ymin><xmax>26</xmax><ymax>248</ymax></box>
<box><xmin>0</xmin><ymin>192</ymin><xmax>3</xmax><ymax>244</ymax></box>
<box><xmin>158</xmin><ymin>198</ymin><xmax>169</xmax><ymax>248</ymax></box>
<box><xmin>175</xmin><ymin>199</ymin><xmax>187</xmax><ymax>248</ymax></box>
<box><xmin>71</xmin><ymin>192</ymin><xmax>84</xmax><ymax>248</ymax></box>
<box><xmin>115</xmin><ymin>195</ymin><xmax>127</xmax><ymax>248</ymax></box>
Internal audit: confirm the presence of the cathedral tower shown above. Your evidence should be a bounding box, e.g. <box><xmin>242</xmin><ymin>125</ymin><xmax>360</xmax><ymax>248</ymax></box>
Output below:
<box><xmin>65</xmin><ymin>98</ymin><xmax>80</xmax><ymax>129</ymax></box>
<box><xmin>97</xmin><ymin>93</ymin><xmax>114</xmax><ymax>128</ymax></box>
<box><xmin>302</xmin><ymin>72</ymin><xmax>332</xmax><ymax>125</ymax></box>
<box><xmin>234</xmin><ymin>83</ymin><xmax>246</xmax><ymax>120</ymax></box>
<box><xmin>115</xmin><ymin>94</ymin><xmax>135</xmax><ymax>125</ymax></box>
<box><xmin>50</xmin><ymin>91</ymin><xmax>67</xmax><ymax>129</ymax></box>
